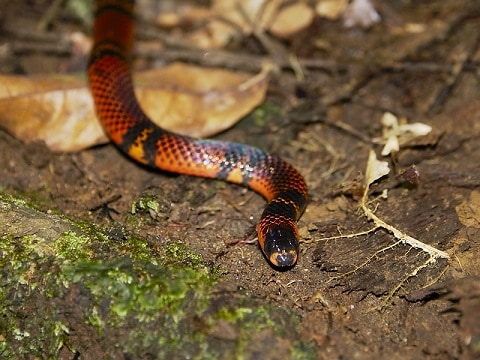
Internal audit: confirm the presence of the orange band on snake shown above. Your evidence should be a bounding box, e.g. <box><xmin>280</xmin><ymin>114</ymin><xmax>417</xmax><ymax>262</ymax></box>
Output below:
<box><xmin>88</xmin><ymin>0</ymin><xmax>308</xmax><ymax>267</ymax></box>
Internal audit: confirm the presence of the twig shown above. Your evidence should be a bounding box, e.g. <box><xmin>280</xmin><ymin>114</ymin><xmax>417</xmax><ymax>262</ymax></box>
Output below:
<box><xmin>37</xmin><ymin>0</ymin><xmax>65</xmax><ymax>32</ymax></box>
<box><xmin>361</xmin><ymin>151</ymin><xmax>449</xmax><ymax>261</ymax></box>
<box><xmin>360</xmin><ymin>203</ymin><xmax>450</xmax><ymax>260</ymax></box>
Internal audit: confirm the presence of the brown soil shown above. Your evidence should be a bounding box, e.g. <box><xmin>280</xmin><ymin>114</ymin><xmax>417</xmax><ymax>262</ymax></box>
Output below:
<box><xmin>1</xmin><ymin>0</ymin><xmax>479</xmax><ymax>359</ymax></box>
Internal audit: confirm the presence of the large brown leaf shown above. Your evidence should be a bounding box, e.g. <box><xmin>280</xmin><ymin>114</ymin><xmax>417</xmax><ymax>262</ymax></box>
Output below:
<box><xmin>0</xmin><ymin>62</ymin><xmax>269</xmax><ymax>152</ymax></box>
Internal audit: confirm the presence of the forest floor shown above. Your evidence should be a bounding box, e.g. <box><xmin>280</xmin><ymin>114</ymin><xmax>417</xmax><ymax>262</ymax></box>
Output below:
<box><xmin>0</xmin><ymin>0</ymin><xmax>479</xmax><ymax>359</ymax></box>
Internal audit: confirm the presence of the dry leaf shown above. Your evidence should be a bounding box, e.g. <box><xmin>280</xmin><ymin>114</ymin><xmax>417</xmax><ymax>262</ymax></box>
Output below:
<box><xmin>157</xmin><ymin>1</ymin><xmax>316</xmax><ymax>48</ymax></box>
<box><xmin>136</xmin><ymin>62</ymin><xmax>270</xmax><ymax>138</ymax></box>
<box><xmin>0</xmin><ymin>74</ymin><xmax>105</xmax><ymax>152</ymax></box>
<box><xmin>343</xmin><ymin>0</ymin><xmax>381</xmax><ymax>28</ymax></box>
<box><xmin>375</xmin><ymin>112</ymin><xmax>432</xmax><ymax>156</ymax></box>
<box><xmin>186</xmin><ymin>20</ymin><xmax>238</xmax><ymax>49</ymax></box>
<box><xmin>315</xmin><ymin>0</ymin><xmax>349</xmax><ymax>20</ymax></box>
<box><xmin>365</xmin><ymin>150</ymin><xmax>390</xmax><ymax>187</ymax></box>
<box><xmin>269</xmin><ymin>3</ymin><xmax>315</xmax><ymax>38</ymax></box>
<box><xmin>160</xmin><ymin>0</ymin><xmax>324</xmax><ymax>48</ymax></box>
<box><xmin>211</xmin><ymin>0</ymin><xmax>287</xmax><ymax>34</ymax></box>
<box><xmin>0</xmin><ymin>63</ymin><xmax>269</xmax><ymax>152</ymax></box>
<box><xmin>185</xmin><ymin>0</ymin><xmax>282</xmax><ymax>49</ymax></box>
<box><xmin>156</xmin><ymin>4</ymin><xmax>215</xmax><ymax>28</ymax></box>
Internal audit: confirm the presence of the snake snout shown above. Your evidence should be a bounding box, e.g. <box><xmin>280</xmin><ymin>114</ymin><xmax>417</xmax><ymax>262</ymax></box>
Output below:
<box><xmin>263</xmin><ymin>225</ymin><xmax>299</xmax><ymax>267</ymax></box>
<box><xmin>270</xmin><ymin>250</ymin><xmax>297</xmax><ymax>267</ymax></box>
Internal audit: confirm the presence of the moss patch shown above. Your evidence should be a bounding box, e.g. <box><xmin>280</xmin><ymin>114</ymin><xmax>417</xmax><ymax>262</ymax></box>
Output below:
<box><xmin>0</xmin><ymin>193</ymin><xmax>315</xmax><ymax>358</ymax></box>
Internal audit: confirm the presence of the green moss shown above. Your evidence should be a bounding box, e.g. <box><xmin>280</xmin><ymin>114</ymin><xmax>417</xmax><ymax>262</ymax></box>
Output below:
<box><xmin>0</xmin><ymin>191</ymin><xmax>45</xmax><ymax>211</ymax></box>
<box><xmin>291</xmin><ymin>341</ymin><xmax>318</xmax><ymax>360</ymax></box>
<box><xmin>208</xmin><ymin>304</ymin><xmax>316</xmax><ymax>359</ymax></box>
<box><xmin>131</xmin><ymin>194</ymin><xmax>161</xmax><ymax>216</ymax></box>
<box><xmin>54</xmin><ymin>231</ymin><xmax>95</xmax><ymax>262</ymax></box>
<box><xmin>0</xmin><ymin>191</ymin><xmax>215</xmax><ymax>357</ymax></box>
<box><xmin>0</xmin><ymin>192</ymin><xmax>315</xmax><ymax>359</ymax></box>
<box><xmin>215</xmin><ymin>306</ymin><xmax>272</xmax><ymax>331</ymax></box>
<box><xmin>249</xmin><ymin>102</ymin><xmax>282</xmax><ymax>128</ymax></box>
<box><xmin>164</xmin><ymin>241</ymin><xmax>204</xmax><ymax>268</ymax></box>
<box><xmin>66</xmin><ymin>0</ymin><xmax>94</xmax><ymax>25</ymax></box>
<box><xmin>131</xmin><ymin>191</ymin><xmax>171</xmax><ymax>221</ymax></box>
<box><xmin>65</xmin><ymin>253</ymin><xmax>213</xmax><ymax>324</ymax></box>
<box><xmin>127</xmin><ymin>190</ymin><xmax>174</xmax><ymax>232</ymax></box>
<box><xmin>0</xmin><ymin>232</ymin><xmax>71</xmax><ymax>357</ymax></box>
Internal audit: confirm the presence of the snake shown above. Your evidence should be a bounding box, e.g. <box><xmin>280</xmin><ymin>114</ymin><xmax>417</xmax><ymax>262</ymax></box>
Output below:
<box><xmin>87</xmin><ymin>0</ymin><xmax>308</xmax><ymax>267</ymax></box>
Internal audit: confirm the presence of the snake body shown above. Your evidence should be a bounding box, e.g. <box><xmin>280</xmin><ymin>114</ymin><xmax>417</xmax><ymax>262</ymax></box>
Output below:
<box><xmin>88</xmin><ymin>0</ymin><xmax>308</xmax><ymax>267</ymax></box>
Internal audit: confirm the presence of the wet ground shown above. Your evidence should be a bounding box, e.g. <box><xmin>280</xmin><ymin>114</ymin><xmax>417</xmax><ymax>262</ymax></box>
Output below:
<box><xmin>0</xmin><ymin>0</ymin><xmax>479</xmax><ymax>359</ymax></box>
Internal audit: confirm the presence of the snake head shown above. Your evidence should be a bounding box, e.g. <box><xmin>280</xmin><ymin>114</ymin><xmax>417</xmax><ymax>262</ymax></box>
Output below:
<box><xmin>263</xmin><ymin>224</ymin><xmax>300</xmax><ymax>268</ymax></box>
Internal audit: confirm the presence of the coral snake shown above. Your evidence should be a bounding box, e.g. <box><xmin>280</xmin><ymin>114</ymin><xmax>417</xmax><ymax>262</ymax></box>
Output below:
<box><xmin>88</xmin><ymin>0</ymin><xmax>308</xmax><ymax>267</ymax></box>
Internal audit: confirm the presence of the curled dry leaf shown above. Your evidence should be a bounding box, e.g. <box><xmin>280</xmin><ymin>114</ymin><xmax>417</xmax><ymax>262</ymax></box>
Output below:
<box><xmin>0</xmin><ymin>62</ymin><xmax>269</xmax><ymax>152</ymax></box>
<box><xmin>212</xmin><ymin>0</ymin><xmax>276</xmax><ymax>33</ymax></box>
<box><xmin>185</xmin><ymin>20</ymin><xmax>239</xmax><ymax>49</ymax></box>
<box><xmin>136</xmin><ymin>62</ymin><xmax>270</xmax><ymax>138</ymax></box>
<box><xmin>315</xmin><ymin>0</ymin><xmax>349</xmax><ymax>20</ymax></box>
<box><xmin>365</xmin><ymin>150</ymin><xmax>390</xmax><ymax>188</ymax></box>
<box><xmin>156</xmin><ymin>4</ymin><xmax>215</xmax><ymax>29</ymax></box>
<box><xmin>171</xmin><ymin>0</ymin><xmax>281</xmax><ymax>48</ymax></box>
<box><xmin>158</xmin><ymin>0</ymin><xmax>315</xmax><ymax>48</ymax></box>
<box><xmin>0</xmin><ymin>74</ymin><xmax>105</xmax><ymax>152</ymax></box>
<box><xmin>375</xmin><ymin>112</ymin><xmax>433</xmax><ymax>156</ymax></box>
<box><xmin>269</xmin><ymin>3</ymin><xmax>315</xmax><ymax>39</ymax></box>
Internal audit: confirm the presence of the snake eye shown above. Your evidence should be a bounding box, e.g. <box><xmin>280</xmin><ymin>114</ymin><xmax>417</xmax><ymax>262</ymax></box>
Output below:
<box><xmin>263</xmin><ymin>225</ymin><xmax>299</xmax><ymax>267</ymax></box>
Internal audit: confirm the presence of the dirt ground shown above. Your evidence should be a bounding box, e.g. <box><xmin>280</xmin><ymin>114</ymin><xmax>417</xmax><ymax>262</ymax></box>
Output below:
<box><xmin>1</xmin><ymin>0</ymin><xmax>480</xmax><ymax>359</ymax></box>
